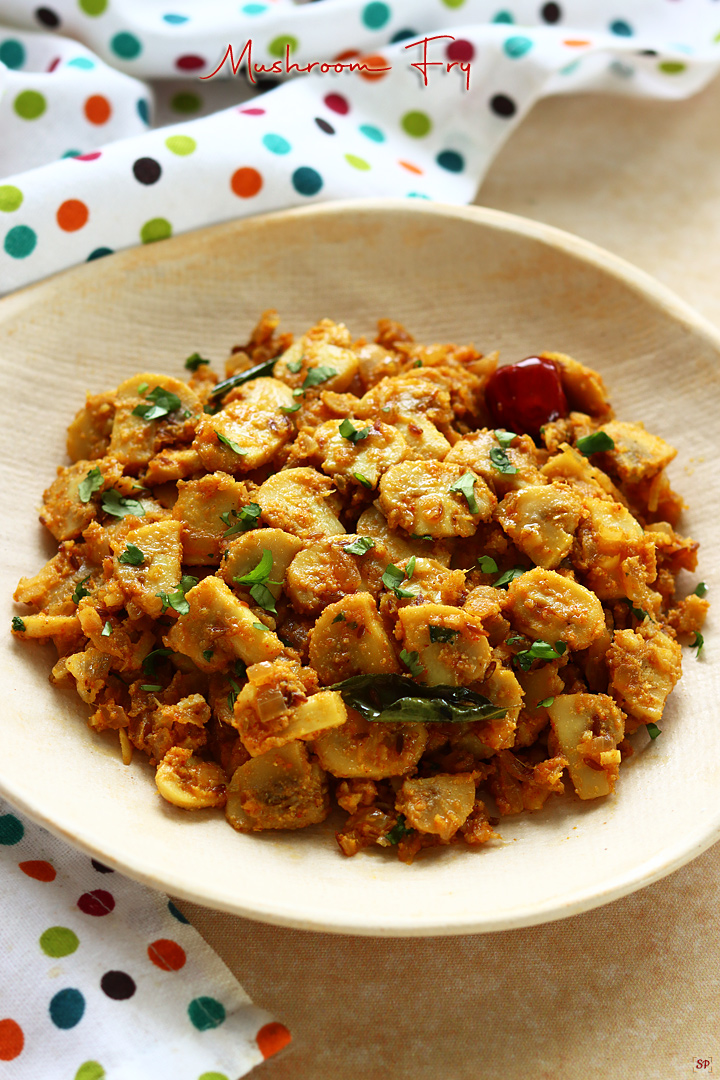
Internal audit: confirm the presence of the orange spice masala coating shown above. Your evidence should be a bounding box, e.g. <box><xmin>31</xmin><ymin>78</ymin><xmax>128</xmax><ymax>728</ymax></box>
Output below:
<box><xmin>11</xmin><ymin>312</ymin><xmax>709</xmax><ymax>863</ymax></box>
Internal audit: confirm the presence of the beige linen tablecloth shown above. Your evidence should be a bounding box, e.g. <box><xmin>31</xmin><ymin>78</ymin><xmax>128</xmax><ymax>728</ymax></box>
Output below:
<box><xmin>176</xmin><ymin>78</ymin><xmax>720</xmax><ymax>1080</ymax></box>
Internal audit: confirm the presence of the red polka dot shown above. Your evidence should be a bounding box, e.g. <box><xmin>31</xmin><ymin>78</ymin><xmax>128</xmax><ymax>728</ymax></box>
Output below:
<box><xmin>334</xmin><ymin>49</ymin><xmax>361</xmax><ymax>62</ymax></box>
<box><xmin>77</xmin><ymin>888</ymin><xmax>115</xmax><ymax>916</ymax></box>
<box><xmin>0</xmin><ymin>1020</ymin><xmax>24</xmax><ymax>1062</ymax></box>
<box><xmin>57</xmin><ymin>199</ymin><xmax>89</xmax><ymax>232</ymax></box>
<box><xmin>257</xmin><ymin>1022</ymin><xmax>292</xmax><ymax>1060</ymax></box>
<box><xmin>399</xmin><ymin>160</ymin><xmax>423</xmax><ymax>175</ymax></box>
<box><xmin>18</xmin><ymin>860</ymin><xmax>56</xmax><ymax>882</ymax></box>
<box><xmin>84</xmin><ymin>94</ymin><xmax>111</xmax><ymax>125</ymax></box>
<box><xmin>358</xmin><ymin>54</ymin><xmax>390</xmax><ymax>81</ymax></box>
<box><xmin>148</xmin><ymin>938</ymin><xmax>187</xmax><ymax>971</ymax></box>
<box><xmin>75</xmin><ymin>151</ymin><xmax>102</xmax><ymax>161</ymax></box>
<box><xmin>47</xmin><ymin>56</ymin><xmax>60</xmax><ymax>72</ymax></box>
<box><xmin>231</xmin><ymin>167</ymin><xmax>263</xmax><ymax>198</ymax></box>
<box><xmin>447</xmin><ymin>39</ymin><xmax>475</xmax><ymax>62</ymax></box>
<box><xmin>176</xmin><ymin>54</ymin><xmax>205</xmax><ymax>71</ymax></box>
<box><xmin>324</xmin><ymin>93</ymin><xmax>349</xmax><ymax>115</ymax></box>
<box><xmin>239</xmin><ymin>107</ymin><xmax>265</xmax><ymax>115</ymax></box>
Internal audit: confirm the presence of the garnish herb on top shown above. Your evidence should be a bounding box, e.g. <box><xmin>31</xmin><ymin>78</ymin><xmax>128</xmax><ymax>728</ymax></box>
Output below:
<box><xmin>354</xmin><ymin>471</ymin><xmax>373</xmax><ymax>489</ymax></box>
<box><xmin>477</xmin><ymin>556</ymin><xmax>498</xmax><ymax>574</ymax></box>
<box><xmin>576</xmin><ymin>431</ymin><xmax>615</xmax><ymax>456</ymax></box>
<box><xmin>216</xmin><ymin>431</ymin><xmax>248</xmax><ymax>456</ymax></box>
<box><xmin>142</xmin><ymin>647</ymin><xmax>172</xmax><ymax>676</ymax></box>
<box><xmin>694</xmin><ymin>582</ymin><xmax>708</xmax><ymax>598</ymax></box>
<box><xmin>11</xmin><ymin>617</ymin><xmax>25</xmax><ymax>632</ymax></box>
<box><xmin>157</xmin><ymin>575</ymin><xmax>198</xmax><ymax>616</ymax></box>
<box><xmin>209</xmin><ymin>357</ymin><xmax>278</xmax><ymax>401</ymax></box>
<box><xmin>234</xmin><ymin>549</ymin><xmax>280</xmax><ymax>613</ymax></box>
<box><xmin>280</xmin><ymin>402</ymin><xmax>302</xmax><ymax>414</ymax></box>
<box><xmin>301</xmin><ymin>365</ymin><xmax>337</xmax><ymax>390</ymax></box>
<box><xmin>101</xmin><ymin>490</ymin><xmax>145</xmax><ymax>519</ymax></box>
<box><xmin>513</xmin><ymin>639</ymin><xmax>567</xmax><ymax>671</ymax></box>
<box><xmin>286</xmin><ymin>358</ymin><xmax>303</xmax><ymax>374</ymax></box>
<box><xmin>202</xmin><ymin>648</ymin><xmax>214</xmax><ymax>662</ymax></box>
<box><xmin>71</xmin><ymin>574</ymin><xmax>92</xmax><ymax>605</ymax></box>
<box><xmin>227</xmin><ymin>677</ymin><xmax>242</xmax><ymax>712</ymax></box>
<box><xmin>646</xmin><ymin>722</ymin><xmax>661</xmax><ymax>740</ymax></box>
<box><xmin>382</xmin><ymin>563</ymin><xmax>416</xmax><ymax>599</ymax></box>
<box><xmin>493</xmin><ymin>566</ymin><xmax>526</xmax><ymax>589</ymax></box>
<box><xmin>429</xmin><ymin>626</ymin><xmax>459</xmax><ymax>645</ymax></box>
<box><xmin>691</xmin><ymin>631</ymin><xmax>704</xmax><ymax>656</ymax></box>
<box><xmin>131</xmin><ymin>386</ymin><xmax>182</xmax><ymax>422</ymax></box>
<box><xmin>339</xmin><ymin>418</ymin><xmax>371</xmax><ymax>444</ymax></box>
<box><xmin>385</xmin><ymin>815</ymin><xmax>412</xmax><ymax>845</ymax></box>
<box><xmin>101</xmin><ymin>621</ymin><xmax>113</xmax><ymax>637</ymax></box>
<box><xmin>344</xmin><ymin>537</ymin><xmax>375</xmax><ymax>556</ymax></box>
<box><xmin>489</xmin><ymin>447</ymin><xmax>518</xmax><ymax>475</ymax></box>
<box><xmin>118</xmin><ymin>543</ymin><xmax>145</xmax><ymax>566</ymax></box>
<box><xmin>140</xmin><ymin>684</ymin><xmax>162</xmax><ymax>693</ymax></box>
<box><xmin>78</xmin><ymin>466</ymin><xmax>103</xmax><ymax>504</ymax></box>
<box><xmin>185</xmin><ymin>353</ymin><xmax>210</xmax><ymax>371</ymax></box>
<box><xmin>331</xmin><ymin>673</ymin><xmax>508</xmax><ymax>724</ymax></box>
<box><xmin>536</xmin><ymin>697</ymin><xmax>555</xmax><ymax>708</ymax></box>
<box><xmin>332</xmin><ymin>612</ymin><xmax>346</xmax><ymax>624</ymax></box>
<box><xmin>221</xmin><ymin>503</ymin><xmax>262</xmax><ymax>537</ymax></box>
<box><xmin>494</xmin><ymin>429</ymin><xmax>517</xmax><ymax>449</ymax></box>
<box><xmin>399</xmin><ymin>649</ymin><xmax>425</xmax><ymax>678</ymax></box>
<box><xmin>448</xmin><ymin>471</ymin><xmax>481</xmax><ymax>514</ymax></box>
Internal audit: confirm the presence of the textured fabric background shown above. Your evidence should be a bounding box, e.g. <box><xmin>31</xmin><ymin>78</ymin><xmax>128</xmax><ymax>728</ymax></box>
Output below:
<box><xmin>177</xmin><ymin>76</ymin><xmax>720</xmax><ymax>1080</ymax></box>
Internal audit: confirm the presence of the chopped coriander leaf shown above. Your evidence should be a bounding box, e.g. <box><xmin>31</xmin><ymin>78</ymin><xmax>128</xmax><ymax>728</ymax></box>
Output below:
<box><xmin>250</xmin><ymin>583</ymin><xmax>277</xmax><ymax>614</ymax></box>
<box><xmin>302</xmin><ymin>365</ymin><xmax>337</xmax><ymax>390</ymax></box>
<box><xmin>537</xmin><ymin>697</ymin><xmax>554</xmax><ymax>708</ymax></box>
<box><xmin>202</xmin><ymin>648</ymin><xmax>214</xmax><ymax>662</ymax></box>
<box><xmin>576</xmin><ymin>431</ymin><xmax>615</xmax><ymax>456</ymax></box>
<box><xmin>203</xmin><ymin>402</ymin><xmax>219</xmax><ymax>415</ymax></box>
<box><xmin>410</xmin><ymin>533</ymin><xmax>433</xmax><ymax>541</ymax></box>
<box><xmin>221</xmin><ymin>502</ymin><xmax>262</xmax><ymax>537</ymax></box>
<box><xmin>332</xmin><ymin>613</ymin><xmax>346</xmax><ymax>624</ymax></box>
<box><xmin>493</xmin><ymin>566</ymin><xmax>526</xmax><ymax>589</ymax></box>
<box><xmin>140</xmin><ymin>684</ymin><xmax>162</xmax><ymax>693</ymax></box>
<box><xmin>234</xmin><ymin>658</ymin><xmax>247</xmax><ymax>678</ymax></box>
<box><xmin>185</xmin><ymin>352</ymin><xmax>210</xmax><ymax>371</ymax></box>
<box><xmin>405</xmin><ymin>556</ymin><xmax>416</xmax><ymax>579</ymax></box>
<box><xmin>478</xmin><ymin>555</ymin><xmax>498</xmax><ymax>574</ymax></box>
<box><xmin>287</xmin><ymin>358</ymin><xmax>303</xmax><ymax>374</ymax></box>
<box><xmin>429</xmin><ymin>626</ymin><xmax>459</xmax><ymax>645</ymax></box>
<box><xmin>101</xmin><ymin>490</ymin><xmax>145</xmax><ymax>519</ymax></box>
<box><xmin>385</xmin><ymin>814</ymin><xmax>412</xmax><ymax>844</ymax></box>
<box><xmin>210</xmin><ymin>357</ymin><xmax>279</xmax><ymax>401</ymax></box>
<box><xmin>156</xmin><ymin>576</ymin><xmax>197</xmax><ymax>616</ymax></box>
<box><xmin>344</xmin><ymin>536</ymin><xmax>375</xmax><ymax>556</ymax></box>
<box><xmin>354</xmin><ymin>471</ymin><xmax>373</xmax><ymax>489</ymax></box>
<box><xmin>646</xmin><ymin>722</ymin><xmax>661</xmax><ymax>740</ymax></box>
<box><xmin>71</xmin><ymin>574</ymin><xmax>92</xmax><ymax>605</ymax></box>
<box><xmin>413</xmin><ymin>359</ymin><xmax>423</xmax><ymax>369</ymax></box>
<box><xmin>235</xmin><ymin>549</ymin><xmax>274</xmax><ymax>586</ymax></box>
<box><xmin>489</xmin><ymin>447</ymin><xmax>518</xmax><ymax>475</ymax></box>
<box><xmin>11</xmin><ymin>616</ymin><xmax>25</xmax><ymax>632</ymax></box>
<box><xmin>400</xmin><ymin>649</ymin><xmax>425</xmax><ymax>678</ymax></box>
<box><xmin>691</xmin><ymin>631</ymin><xmax>704</xmax><ymax>655</ymax></box>
<box><xmin>507</xmin><ymin>635</ymin><xmax>525</xmax><ymax>646</ymax></box>
<box><xmin>448</xmin><ymin>471</ymin><xmax>481</xmax><ymax>514</ymax></box>
<box><xmin>494</xmin><ymin>429</ymin><xmax>517</xmax><ymax>449</ymax></box>
<box><xmin>216</xmin><ymin>430</ymin><xmax>248</xmax><ymax>456</ymax></box>
<box><xmin>180</xmin><ymin>574</ymin><xmax>199</xmax><ymax>593</ymax></box>
<box><xmin>137</xmin><ymin>381</ymin><xmax>149</xmax><ymax>394</ymax></box>
<box><xmin>694</xmin><ymin>582</ymin><xmax>708</xmax><ymax>598</ymax></box>
<box><xmin>382</xmin><ymin>563</ymin><xmax>416</xmax><ymax>599</ymax></box>
<box><xmin>280</xmin><ymin>402</ymin><xmax>302</xmax><ymax>414</ymax></box>
<box><xmin>292</xmin><ymin>388</ymin><xmax>305</xmax><ymax>398</ymax></box>
<box><xmin>514</xmin><ymin>640</ymin><xmax>567</xmax><ymax>671</ymax></box>
<box><xmin>227</xmin><ymin>677</ymin><xmax>241</xmax><ymax>711</ymax></box>
<box><xmin>624</xmin><ymin>598</ymin><xmax>648</xmax><ymax>622</ymax></box>
<box><xmin>141</xmin><ymin>647</ymin><xmax>172</xmax><ymax>676</ymax></box>
<box><xmin>131</xmin><ymin>385</ymin><xmax>182</xmax><ymax>422</ymax></box>
<box><xmin>339</xmin><ymin>418</ymin><xmax>371</xmax><ymax>444</ymax></box>
<box><xmin>78</xmin><ymin>466</ymin><xmax>103</xmax><ymax>504</ymax></box>
<box><xmin>252</xmin><ymin>621</ymin><xmax>269</xmax><ymax>632</ymax></box>
<box><xmin>118</xmin><ymin>543</ymin><xmax>144</xmax><ymax>566</ymax></box>
<box><xmin>101</xmin><ymin>621</ymin><xmax>112</xmax><ymax>637</ymax></box>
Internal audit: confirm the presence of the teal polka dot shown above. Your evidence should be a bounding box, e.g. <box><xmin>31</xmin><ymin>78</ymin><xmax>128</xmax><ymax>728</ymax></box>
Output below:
<box><xmin>242</xmin><ymin>3</ymin><xmax>267</xmax><ymax>12</ymax></box>
<box><xmin>504</xmin><ymin>36</ymin><xmax>533</xmax><ymax>59</ymax></box>
<box><xmin>610</xmin><ymin>60</ymin><xmax>634</xmax><ymax>78</ymax></box>
<box><xmin>163</xmin><ymin>13</ymin><xmax>189</xmax><ymax>23</ymax></box>
<box><xmin>87</xmin><ymin>247</ymin><xmax>113</xmax><ymax>261</ymax></box>
<box><xmin>401</xmin><ymin>111</ymin><xmax>431</xmax><ymax>138</ymax></box>
<box><xmin>407</xmin><ymin>192</ymin><xmax>431</xmax><ymax>199</ymax></box>
<box><xmin>362</xmin><ymin>2</ymin><xmax>390</xmax><ymax>29</ymax></box>
<box><xmin>67</xmin><ymin>56</ymin><xmax>95</xmax><ymax>69</ymax></box>
<box><xmin>262</xmin><ymin>133</ymin><xmax>291</xmax><ymax>155</ymax></box>
<box><xmin>292</xmin><ymin>167</ymin><xmax>322</xmax><ymax>196</ymax></box>
<box><xmin>0</xmin><ymin>813</ymin><xmax>24</xmax><ymax>843</ymax></box>
<box><xmin>111</xmin><ymin>32</ymin><xmax>142</xmax><ymax>59</ymax></box>
<box><xmin>50</xmin><ymin>988</ymin><xmax>85</xmax><ymax>1029</ymax></box>
<box><xmin>492</xmin><ymin>10</ymin><xmax>514</xmax><ymax>22</ymax></box>
<box><xmin>437</xmin><ymin>150</ymin><xmax>464</xmax><ymax>173</ymax></box>
<box><xmin>610</xmin><ymin>19</ymin><xmax>633</xmax><ymax>36</ymax></box>
<box><xmin>188</xmin><ymin>997</ymin><xmax>226</xmax><ymax>1032</ymax></box>
<box><xmin>62</xmin><ymin>149</ymin><xmax>82</xmax><ymax>158</ymax></box>
<box><xmin>137</xmin><ymin>99</ymin><xmax>150</xmax><ymax>124</ymax></box>
<box><xmin>560</xmin><ymin>59</ymin><xmax>581</xmax><ymax>76</ymax></box>
<box><xmin>168</xmin><ymin>900</ymin><xmax>189</xmax><ymax>923</ymax></box>
<box><xmin>0</xmin><ymin>39</ymin><xmax>25</xmax><ymax>69</ymax></box>
<box><xmin>359</xmin><ymin>124</ymin><xmax>385</xmax><ymax>142</ymax></box>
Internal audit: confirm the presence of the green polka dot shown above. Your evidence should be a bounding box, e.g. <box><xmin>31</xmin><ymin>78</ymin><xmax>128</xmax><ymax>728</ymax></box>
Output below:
<box><xmin>75</xmin><ymin>1063</ymin><xmax>105</xmax><ymax>1080</ymax></box>
<box><xmin>170</xmin><ymin>92</ymin><xmax>201</xmax><ymax>113</ymax></box>
<box><xmin>79</xmin><ymin>0</ymin><xmax>108</xmax><ymax>13</ymax></box>
<box><xmin>345</xmin><ymin>154</ymin><xmax>371</xmax><ymax>171</ymax></box>
<box><xmin>188</xmin><ymin>997</ymin><xmax>226</xmax><ymax>1031</ymax></box>
<box><xmin>0</xmin><ymin>813</ymin><xmax>24</xmax><ymax>843</ymax></box>
<box><xmin>165</xmin><ymin>135</ymin><xmax>196</xmax><ymax>156</ymax></box>
<box><xmin>111</xmin><ymin>32</ymin><xmax>142</xmax><ymax>59</ymax></box>
<box><xmin>13</xmin><ymin>91</ymin><xmax>46</xmax><ymax>120</ymax></box>
<box><xmin>659</xmin><ymin>61</ymin><xmax>686</xmax><ymax>75</ymax></box>
<box><xmin>0</xmin><ymin>186</ymin><xmax>23</xmax><ymax>213</ymax></box>
<box><xmin>441</xmin><ymin>0</ymin><xmax>466</xmax><ymax>7</ymax></box>
<box><xmin>140</xmin><ymin>218</ymin><xmax>172</xmax><ymax>244</ymax></box>
<box><xmin>401</xmin><ymin>111</ymin><xmax>431</xmax><ymax>138</ymax></box>
<box><xmin>40</xmin><ymin>926</ymin><xmax>79</xmax><ymax>958</ymax></box>
<box><xmin>198</xmin><ymin>1074</ymin><xmax>229</xmax><ymax>1080</ymax></box>
<box><xmin>504</xmin><ymin>35</ymin><xmax>533</xmax><ymax>58</ymax></box>
<box><xmin>268</xmin><ymin>35</ymin><xmax>298</xmax><ymax>58</ymax></box>
<box><xmin>0</xmin><ymin>39</ymin><xmax>26</xmax><ymax>69</ymax></box>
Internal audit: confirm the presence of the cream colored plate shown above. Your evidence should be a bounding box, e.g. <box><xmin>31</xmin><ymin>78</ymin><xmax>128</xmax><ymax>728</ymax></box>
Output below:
<box><xmin>1</xmin><ymin>200</ymin><xmax>718</xmax><ymax>936</ymax></box>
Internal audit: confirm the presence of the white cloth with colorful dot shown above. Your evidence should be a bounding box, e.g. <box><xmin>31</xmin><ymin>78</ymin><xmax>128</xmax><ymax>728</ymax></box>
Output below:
<box><xmin>1</xmin><ymin>0</ymin><xmax>720</xmax><ymax>291</ymax></box>
<box><xmin>0</xmin><ymin>799</ymin><xmax>290</xmax><ymax>1078</ymax></box>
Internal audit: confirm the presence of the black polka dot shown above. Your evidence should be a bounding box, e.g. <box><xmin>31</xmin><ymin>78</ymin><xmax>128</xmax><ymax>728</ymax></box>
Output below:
<box><xmin>34</xmin><ymin>7</ymin><xmax>60</xmax><ymax>27</ymax></box>
<box><xmin>541</xmin><ymin>2</ymin><xmax>561</xmax><ymax>23</ymax></box>
<box><xmin>638</xmin><ymin>49</ymin><xmax>658</xmax><ymax>57</ymax></box>
<box><xmin>314</xmin><ymin>117</ymin><xmax>335</xmax><ymax>135</ymax></box>
<box><xmin>100</xmin><ymin>971</ymin><xmax>136</xmax><ymax>1000</ymax></box>
<box><xmin>252</xmin><ymin>75</ymin><xmax>281</xmax><ymax>93</ymax></box>
<box><xmin>133</xmin><ymin>157</ymin><xmax>162</xmax><ymax>185</ymax></box>
<box><xmin>490</xmin><ymin>94</ymin><xmax>517</xmax><ymax>119</ymax></box>
<box><xmin>91</xmin><ymin>858</ymin><xmax>114</xmax><ymax>873</ymax></box>
<box><xmin>390</xmin><ymin>28</ymin><xmax>419</xmax><ymax>43</ymax></box>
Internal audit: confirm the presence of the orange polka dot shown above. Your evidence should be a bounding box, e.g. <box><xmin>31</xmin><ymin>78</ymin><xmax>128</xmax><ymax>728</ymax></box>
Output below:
<box><xmin>358</xmin><ymin>54</ymin><xmax>390</xmax><ymax>81</ymax></box>
<box><xmin>398</xmin><ymin>160</ymin><xmax>423</xmax><ymax>175</ymax></box>
<box><xmin>57</xmin><ymin>199</ymin><xmax>89</xmax><ymax>232</ymax></box>
<box><xmin>147</xmin><ymin>938</ymin><xmax>186</xmax><ymax>972</ymax></box>
<box><xmin>334</xmin><ymin>49</ymin><xmax>361</xmax><ymax>62</ymax></box>
<box><xmin>563</xmin><ymin>39</ymin><xmax>591</xmax><ymax>46</ymax></box>
<box><xmin>231</xmin><ymin>167</ymin><xmax>263</xmax><ymax>198</ymax></box>
<box><xmin>18</xmin><ymin>860</ymin><xmax>56</xmax><ymax>882</ymax></box>
<box><xmin>256</xmin><ymin>1022</ymin><xmax>291</xmax><ymax>1060</ymax></box>
<box><xmin>84</xmin><ymin>94</ymin><xmax>112</xmax><ymax>125</ymax></box>
<box><xmin>0</xmin><ymin>1020</ymin><xmax>24</xmax><ymax>1062</ymax></box>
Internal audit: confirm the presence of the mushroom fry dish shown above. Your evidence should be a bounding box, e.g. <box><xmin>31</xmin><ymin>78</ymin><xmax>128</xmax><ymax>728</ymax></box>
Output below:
<box><xmin>11</xmin><ymin>312</ymin><xmax>708</xmax><ymax>863</ymax></box>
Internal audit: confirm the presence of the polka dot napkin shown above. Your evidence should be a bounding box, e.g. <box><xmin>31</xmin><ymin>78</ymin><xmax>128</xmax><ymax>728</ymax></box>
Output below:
<box><xmin>1</xmin><ymin>0</ymin><xmax>720</xmax><ymax>293</ymax></box>
<box><xmin>0</xmin><ymin>798</ymin><xmax>290</xmax><ymax>1079</ymax></box>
